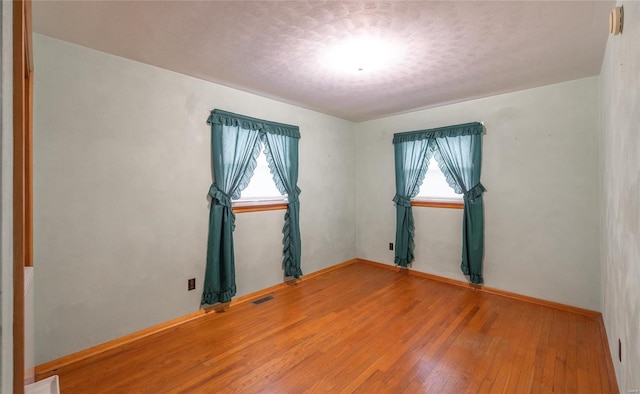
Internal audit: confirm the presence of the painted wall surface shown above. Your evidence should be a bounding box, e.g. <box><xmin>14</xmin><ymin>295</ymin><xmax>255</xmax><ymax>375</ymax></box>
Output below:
<box><xmin>33</xmin><ymin>35</ymin><xmax>356</xmax><ymax>364</ymax></box>
<box><xmin>356</xmin><ymin>77</ymin><xmax>601</xmax><ymax>311</ymax></box>
<box><xmin>600</xmin><ymin>1</ymin><xmax>640</xmax><ymax>391</ymax></box>
<box><xmin>1</xmin><ymin>1</ymin><xmax>15</xmax><ymax>390</ymax></box>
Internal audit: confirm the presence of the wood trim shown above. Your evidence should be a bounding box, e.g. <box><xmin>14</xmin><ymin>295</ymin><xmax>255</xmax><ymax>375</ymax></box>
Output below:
<box><xmin>355</xmin><ymin>258</ymin><xmax>601</xmax><ymax>317</ymax></box>
<box><xmin>296</xmin><ymin>258</ymin><xmax>358</xmax><ymax>282</ymax></box>
<box><xmin>216</xmin><ymin>259</ymin><xmax>358</xmax><ymax>311</ymax></box>
<box><xmin>35</xmin><ymin>258</ymin><xmax>360</xmax><ymax>379</ymax></box>
<box><xmin>411</xmin><ymin>200</ymin><xmax>464</xmax><ymax>209</ymax></box>
<box><xmin>13</xmin><ymin>0</ymin><xmax>32</xmax><ymax>391</ymax></box>
<box><xmin>23</xmin><ymin>57</ymin><xmax>33</xmax><ymax>268</ymax></box>
<box><xmin>232</xmin><ymin>201</ymin><xmax>288</xmax><ymax>213</ymax></box>
<box><xmin>473</xmin><ymin>281</ymin><xmax>601</xmax><ymax>317</ymax></box>
<box><xmin>35</xmin><ymin>308</ymin><xmax>216</xmax><ymax>380</ymax></box>
<box><xmin>597</xmin><ymin>318</ymin><xmax>620</xmax><ymax>393</ymax></box>
<box><xmin>24</xmin><ymin>0</ymin><xmax>33</xmax><ymax>74</ymax></box>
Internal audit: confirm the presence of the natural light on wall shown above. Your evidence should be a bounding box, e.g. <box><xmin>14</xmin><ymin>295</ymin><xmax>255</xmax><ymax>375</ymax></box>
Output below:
<box><xmin>415</xmin><ymin>157</ymin><xmax>463</xmax><ymax>201</ymax></box>
<box><xmin>236</xmin><ymin>148</ymin><xmax>287</xmax><ymax>202</ymax></box>
<box><xmin>325</xmin><ymin>36</ymin><xmax>405</xmax><ymax>74</ymax></box>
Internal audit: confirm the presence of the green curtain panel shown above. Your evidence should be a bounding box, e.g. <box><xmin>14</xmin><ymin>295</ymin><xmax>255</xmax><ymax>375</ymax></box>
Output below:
<box><xmin>433</xmin><ymin>132</ymin><xmax>486</xmax><ymax>284</ymax></box>
<box><xmin>392</xmin><ymin>122</ymin><xmax>486</xmax><ymax>284</ymax></box>
<box><xmin>392</xmin><ymin>138</ymin><xmax>432</xmax><ymax>266</ymax></box>
<box><xmin>202</xmin><ymin>122</ymin><xmax>261</xmax><ymax>304</ymax></box>
<box><xmin>262</xmin><ymin>132</ymin><xmax>302</xmax><ymax>277</ymax></box>
<box><xmin>202</xmin><ymin>110</ymin><xmax>301</xmax><ymax>305</ymax></box>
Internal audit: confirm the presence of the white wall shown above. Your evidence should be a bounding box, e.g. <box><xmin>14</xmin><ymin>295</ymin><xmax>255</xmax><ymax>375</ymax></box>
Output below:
<box><xmin>356</xmin><ymin>77</ymin><xmax>601</xmax><ymax>311</ymax></box>
<box><xmin>600</xmin><ymin>1</ymin><xmax>640</xmax><ymax>391</ymax></box>
<box><xmin>1</xmin><ymin>1</ymin><xmax>14</xmax><ymax>391</ymax></box>
<box><xmin>33</xmin><ymin>35</ymin><xmax>356</xmax><ymax>364</ymax></box>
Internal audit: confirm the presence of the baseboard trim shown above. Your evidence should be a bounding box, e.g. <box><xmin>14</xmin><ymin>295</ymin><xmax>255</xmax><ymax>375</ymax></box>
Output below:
<box><xmin>35</xmin><ymin>307</ymin><xmax>213</xmax><ymax>379</ymax></box>
<box><xmin>35</xmin><ymin>258</ymin><xmax>359</xmax><ymax>380</ymax></box>
<box><xmin>356</xmin><ymin>258</ymin><xmax>601</xmax><ymax>317</ymax></box>
<box><xmin>36</xmin><ymin>256</ymin><xmax>600</xmax><ymax>379</ymax></box>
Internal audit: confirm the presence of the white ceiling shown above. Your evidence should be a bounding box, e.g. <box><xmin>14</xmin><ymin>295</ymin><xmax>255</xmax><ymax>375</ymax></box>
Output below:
<box><xmin>33</xmin><ymin>1</ymin><xmax>614</xmax><ymax>122</ymax></box>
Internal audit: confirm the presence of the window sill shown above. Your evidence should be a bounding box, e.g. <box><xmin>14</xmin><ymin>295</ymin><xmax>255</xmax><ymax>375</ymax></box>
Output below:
<box><xmin>411</xmin><ymin>199</ymin><xmax>464</xmax><ymax>209</ymax></box>
<box><xmin>232</xmin><ymin>200</ymin><xmax>288</xmax><ymax>213</ymax></box>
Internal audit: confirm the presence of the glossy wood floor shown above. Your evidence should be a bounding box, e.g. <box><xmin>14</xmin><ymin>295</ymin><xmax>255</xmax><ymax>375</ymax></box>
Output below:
<box><xmin>41</xmin><ymin>262</ymin><xmax>617</xmax><ymax>393</ymax></box>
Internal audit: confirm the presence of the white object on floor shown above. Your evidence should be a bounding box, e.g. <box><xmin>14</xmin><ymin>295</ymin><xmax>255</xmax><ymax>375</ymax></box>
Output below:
<box><xmin>24</xmin><ymin>267</ymin><xmax>35</xmax><ymax>384</ymax></box>
<box><xmin>25</xmin><ymin>375</ymin><xmax>60</xmax><ymax>394</ymax></box>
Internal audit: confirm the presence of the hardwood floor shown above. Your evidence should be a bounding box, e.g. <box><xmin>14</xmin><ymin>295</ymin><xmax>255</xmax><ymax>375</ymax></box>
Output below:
<box><xmin>39</xmin><ymin>262</ymin><xmax>617</xmax><ymax>393</ymax></box>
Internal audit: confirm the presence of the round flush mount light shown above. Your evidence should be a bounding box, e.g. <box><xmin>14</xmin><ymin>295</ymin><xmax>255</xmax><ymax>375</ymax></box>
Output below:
<box><xmin>325</xmin><ymin>36</ymin><xmax>404</xmax><ymax>74</ymax></box>
<box><xmin>609</xmin><ymin>6</ymin><xmax>623</xmax><ymax>35</ymax></box>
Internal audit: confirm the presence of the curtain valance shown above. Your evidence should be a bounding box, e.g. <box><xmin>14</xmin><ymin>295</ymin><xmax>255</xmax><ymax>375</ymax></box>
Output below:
<box><xmin>207</xmin><ymin>109</ymin><xmax>300</xmax><ymax>139</ymax></box>
<box><xmin>393</xmin><ymin>122</ymin><xmax>483</xmax><ymax>144</ymax></box>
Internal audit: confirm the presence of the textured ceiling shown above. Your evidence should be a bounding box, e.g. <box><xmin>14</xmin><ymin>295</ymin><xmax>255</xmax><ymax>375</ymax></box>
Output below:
<box><xmin>33</xmin><ymin>1</ymin><xmax>614</xmax><ymax>122</ymax></box>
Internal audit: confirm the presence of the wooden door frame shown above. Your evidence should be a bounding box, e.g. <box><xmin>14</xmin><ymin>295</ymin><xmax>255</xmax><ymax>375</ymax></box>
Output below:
<box><xmin>13</xmin><ymin>0</ymin><xmax>33</xmax><ymax>392</ymax></box>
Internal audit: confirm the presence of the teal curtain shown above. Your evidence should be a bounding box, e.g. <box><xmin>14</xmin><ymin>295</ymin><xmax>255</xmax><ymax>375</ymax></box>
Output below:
<box><xmin>202</xmin><ymin>110</ymin><xmax>301</xmax><ymax>305</ymax></box>
<box><xmin>392</xmin><ymin>138</ymin><xmax>432</xmax><ymax>266</ymax></box>
<box><xmin>262</xmin><ymin>132</ymin><xmax>302</xmax><ymax>277</ymax></box>
<box><xmin>433</xmin><ymin>131</ymin><xmax>485</xmax><ymax>284</ymax></box>
<box><xmin>393</xmin><ymin>122</ymin><xmax>485</xmax><ymax>284</ymax></box>
<box><xmin>202</xmin><ymin>120</ymin><xmax>261</xmax><ymax>305</ymax></box>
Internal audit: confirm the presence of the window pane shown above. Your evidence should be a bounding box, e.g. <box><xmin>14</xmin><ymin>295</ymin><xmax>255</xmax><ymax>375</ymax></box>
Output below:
<box><xmin>416</xmin><ymin>157</ymin><xmax>462</xmax><ymax>200</ymax></box>
<box><xmin>237</xmin><ymin>149</ymin><xmax>286</xmax><ymax>201</ymax></box>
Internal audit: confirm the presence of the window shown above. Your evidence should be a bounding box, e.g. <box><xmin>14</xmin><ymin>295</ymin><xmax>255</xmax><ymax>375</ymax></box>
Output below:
<box><xmin>413</xmin><ymin>157</ymin><xmax>463</xmax><ymax>209</ymax></box>
<box><xmin>232</xmin><ymin>146</ymin><xmax>288</xmax><ymax>213</ymax></box>
<box><xmin>392</xmin><ymin>121</ymin><xmax>484</xmax><ymax>280</ymax></box>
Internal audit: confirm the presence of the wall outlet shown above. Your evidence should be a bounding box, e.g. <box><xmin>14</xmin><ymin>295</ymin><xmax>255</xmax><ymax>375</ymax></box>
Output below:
<box><xmin>389</xmin><ymin>242</ymin><xmax>394</xmax><ymax>251</ymax></box>
<box><xmin>188</xmin><ymin>278</ymin><xmax>196</xmax><ymax>291</ymax></box>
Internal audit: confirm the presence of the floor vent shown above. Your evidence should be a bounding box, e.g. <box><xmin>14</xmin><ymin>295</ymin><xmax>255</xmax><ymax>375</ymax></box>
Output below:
<box><xmin>252</xmin><ymin>295</ymin><xmax>275</xmax><ymax>305</ymax></box>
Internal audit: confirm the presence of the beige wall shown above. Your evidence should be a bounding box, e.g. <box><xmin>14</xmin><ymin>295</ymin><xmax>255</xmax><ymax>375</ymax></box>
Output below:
<box><xmin>1</xmin><ymin>1</ymin><xmax>15</xmax><ymax>391</ymax></box>
<box><xmin>33</xmin><ymin>35</ymin><xmax>356</xmax><ymax>364</ymax></box>
<box><xmin>600</xmin><ymin>1</ymin><xmax>640</xmax><ymax>391</ymax></box>
<box><xmin>355</xmin><ymin>77</ymin><xmax>601</xmax><ymax>311</ymax></box>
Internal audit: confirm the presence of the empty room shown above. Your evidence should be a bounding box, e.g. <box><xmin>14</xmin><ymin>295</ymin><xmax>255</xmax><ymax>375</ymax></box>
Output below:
<box><xmin>2</xmin><ymin>0</ymin><xmax>639</xmax><ymax>393</ymax></box>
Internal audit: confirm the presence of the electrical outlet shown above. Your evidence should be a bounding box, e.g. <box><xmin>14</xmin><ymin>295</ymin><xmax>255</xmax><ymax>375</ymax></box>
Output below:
<box><xmin>188</xmin><ymin>278</ymin><xmax>196</xmax><ymax>291</ymax></box>
<box><xmin>389</xmin><ymin>242</ymin><xmax>394</xmax><ymax>251</ymax></box>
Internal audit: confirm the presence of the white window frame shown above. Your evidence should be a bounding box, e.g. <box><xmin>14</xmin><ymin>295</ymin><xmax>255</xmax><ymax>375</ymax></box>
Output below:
<box><xmin>412</xmin><ymin>157</ymin><xmax>463</xmax><ymax>209</ymax></box>
<box><xmin>232</xmin><ymin>147</ymin><xmax>288</xmax><ymax>212</ymax></box>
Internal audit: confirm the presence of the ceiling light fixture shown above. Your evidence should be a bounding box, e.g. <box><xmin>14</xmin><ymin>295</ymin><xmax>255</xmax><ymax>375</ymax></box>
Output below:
<box><xmin>325</xmin><ymin>36</ymin><xmax>404</xmax><ymax>74</ymax></box>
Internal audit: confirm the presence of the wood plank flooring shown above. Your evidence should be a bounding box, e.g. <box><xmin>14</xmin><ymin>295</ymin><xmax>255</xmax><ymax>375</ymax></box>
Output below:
<box><xmin>39</xmin><ymin>262</ymin><xmax>617</xmax><ymax>393</ymax></box>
